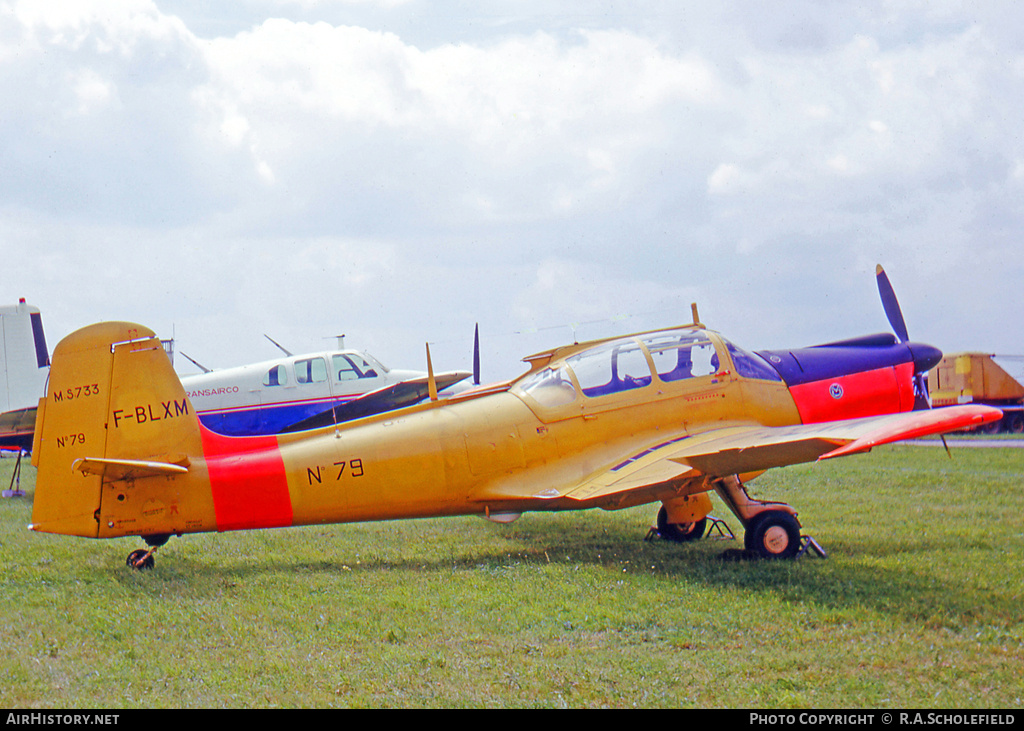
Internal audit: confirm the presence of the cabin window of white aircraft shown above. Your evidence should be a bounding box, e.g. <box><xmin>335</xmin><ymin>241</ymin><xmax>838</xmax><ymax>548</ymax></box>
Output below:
<box><xmin>641</xmin><ymin>332</ymin><xmax>718</xmax><ymax>382</ymax></box>
<box><xmin>262</xmin><ymin>364</ymin><xmax>288</xmax><ymax>387</ymax></box>
<box><xmin>295</xmin><ymin>357</ymin><xmax>328</xmax><ymax>384</ymax></box>
<box><xmin>566</xmin><ymin>340</ymin><xmax>653</xmax><ymax>397</ymax></box>
<box><xmin>333</xmin><ymin>354</ymin><xmax>379</xmax><ymax>381</ymax></box>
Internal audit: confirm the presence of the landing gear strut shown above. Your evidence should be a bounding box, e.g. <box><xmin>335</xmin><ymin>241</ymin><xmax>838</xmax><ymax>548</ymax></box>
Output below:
<box><xmin>2</xmin><ymin>450</ymin><xmax>25</xmax><ymax>498</ymax></box>
<box><xmin>712</xmin><ymin>475</ymin><xmax>825</xmax><ymax>560</ymax></box>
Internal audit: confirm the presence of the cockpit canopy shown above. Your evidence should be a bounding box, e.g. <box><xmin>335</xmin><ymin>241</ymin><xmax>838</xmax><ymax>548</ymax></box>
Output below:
<box><xmin>514</xmin><ymin>328</ymin><xmax>780</xmax><ymax>408</ymax></box>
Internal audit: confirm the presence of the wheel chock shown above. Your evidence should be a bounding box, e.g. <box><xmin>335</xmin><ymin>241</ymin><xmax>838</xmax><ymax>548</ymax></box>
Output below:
<box><xmin>706</xmin><ymin>515</ymin><xmax>735</xmax><ymax>540</ymax></box>
<box><xmin>797</xmin><ymin>535</ymin><xmax>828</xmax><ymax>558</ymax></box>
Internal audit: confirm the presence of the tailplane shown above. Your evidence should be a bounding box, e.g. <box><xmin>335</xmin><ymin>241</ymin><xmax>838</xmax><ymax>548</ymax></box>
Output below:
<box><xmin>31</xmin><ymin>323</ymin><xmax>203</xmax><ymax>539</ymax></box>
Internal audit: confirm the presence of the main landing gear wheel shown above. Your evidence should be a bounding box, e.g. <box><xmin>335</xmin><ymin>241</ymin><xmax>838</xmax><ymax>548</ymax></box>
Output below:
<box><xmin>744</xmin><ymin>511</ymin><xmax>801</xmax><ymax>560</ymax></box>
<box><xmin>656</xmin><ymin>506</ymin><xmax>708</xmax><ymax>543</ymax></box>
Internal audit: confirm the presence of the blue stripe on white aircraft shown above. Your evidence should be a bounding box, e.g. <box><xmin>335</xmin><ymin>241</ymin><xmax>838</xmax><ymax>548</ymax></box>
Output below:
<box><xmin>179</xmin><ymin>336</ymin><xmax>473</xmax><ymax>437</ymax></box>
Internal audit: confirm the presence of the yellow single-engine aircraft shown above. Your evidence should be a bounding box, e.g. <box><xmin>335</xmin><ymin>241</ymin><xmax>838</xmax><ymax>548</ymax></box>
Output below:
<box><xmin>29</xmin><ymin>268</ymin><xmax>1001</xmax><ymax>569</ymax></box>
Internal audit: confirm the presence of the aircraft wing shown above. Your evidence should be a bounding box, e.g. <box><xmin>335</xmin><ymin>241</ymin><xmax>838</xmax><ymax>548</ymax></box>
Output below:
<box><xmin>487</xmin><ymin>404</ymin><xmax>1001</xmax><ymax>506</ymax></box>
<box><xmin>281</xmin><ymin>371</ymin><xmax>472</xmax><ymax>432</ymax></box>
<box><xmin>668</xmin><ymin>403</ymin><xmax>1001</xmax><ymax>475</ymax></box>
<box><xmin>0</xmin><ymin>406</ymin><xmax>38</xmax><ymax>451</ymax></box>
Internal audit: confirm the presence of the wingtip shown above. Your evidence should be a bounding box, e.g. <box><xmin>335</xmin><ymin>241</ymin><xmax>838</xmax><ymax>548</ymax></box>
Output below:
<box><xmin>819</xmin><ymin>404</ymin><xmax>1004</xmax><ymax>461</ymax></box>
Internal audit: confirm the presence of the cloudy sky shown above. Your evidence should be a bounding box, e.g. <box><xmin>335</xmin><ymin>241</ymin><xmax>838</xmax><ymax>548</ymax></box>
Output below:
<box><xmin>3</xmin><ymin>0</ymin><xmax>1023</xmax><ymax>381</ymax></box>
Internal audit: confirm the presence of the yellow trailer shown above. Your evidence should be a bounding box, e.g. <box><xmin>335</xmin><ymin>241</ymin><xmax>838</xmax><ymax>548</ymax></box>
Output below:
<box><xmin>929</xmin><ymin>353</ymin><xmax>1024</xmax><ymax>433</ymax></box>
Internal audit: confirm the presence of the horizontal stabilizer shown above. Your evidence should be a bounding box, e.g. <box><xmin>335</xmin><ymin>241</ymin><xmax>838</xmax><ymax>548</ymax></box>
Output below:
<box><xmin>73</xmin><ymin>457</ymin><xmax>190</xmax><ymax>481</ymax></box>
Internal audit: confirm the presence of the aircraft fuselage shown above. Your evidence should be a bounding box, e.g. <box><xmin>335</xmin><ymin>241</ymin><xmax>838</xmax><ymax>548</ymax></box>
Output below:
<box><xmin>80</xmin><ymin>326</ymin><xmax>938</xmax><ymax>540</ymax></box>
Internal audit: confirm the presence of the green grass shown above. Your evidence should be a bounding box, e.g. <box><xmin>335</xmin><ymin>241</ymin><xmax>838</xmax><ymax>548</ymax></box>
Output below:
<box><xmin>0</xmin><ymin>446</ymin><xmax>1021</xmax><ymax>708</ymax></box>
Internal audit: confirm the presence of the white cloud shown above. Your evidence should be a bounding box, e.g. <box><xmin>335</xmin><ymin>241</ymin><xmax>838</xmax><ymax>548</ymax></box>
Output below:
<box><xmin>258</xmin><ymin>0</ymin><xmax>414</xmax><ymax>8</ymax></box>
<box><xmin>707</xmin><ymin>163</ymin><xmax>747</xmax><ymax>195</ymax></box>
<box><xmin>510</xmin><ymin>257</ymin><xmax>699</xmax><ymax>339</ymax></box>
<box><xmin>9</xmin><ymin>0</ymin><xmax>191</xmax><ymax>55</ymax></box>
<box><xmin>70</xmin><ymin>67</ymin><xmax>115</xmax><ymax>113</ymax></box>
<box><xmin>185</xmin><ymin>22</ymin><xmax>726</xmax><ymax>230</ymax></box>
<box><xmin>0</xmin><ymin>0</ymin><xmax>1022</xmax><ymax>369</ymax></box>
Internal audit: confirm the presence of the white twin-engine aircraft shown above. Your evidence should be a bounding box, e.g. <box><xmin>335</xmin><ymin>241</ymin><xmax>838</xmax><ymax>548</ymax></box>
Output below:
<box><xmin>180</xmin><ymin>336</ymin><xmax>473</xmax><ymax>437</ymax></box>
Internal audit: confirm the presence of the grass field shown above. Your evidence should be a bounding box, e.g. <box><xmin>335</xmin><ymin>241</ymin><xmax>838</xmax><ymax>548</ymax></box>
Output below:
<box><xmin>0</xmin><ymin>445</ymin><xmax>1021</xmax><ymax>709</ymax></box>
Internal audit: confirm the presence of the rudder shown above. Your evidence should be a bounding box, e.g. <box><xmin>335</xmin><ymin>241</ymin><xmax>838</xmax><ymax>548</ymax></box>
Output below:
<box><xmin>31</xmin><ymin>322</ymin><xmax>203</xmax><ymax>538</ymax></box>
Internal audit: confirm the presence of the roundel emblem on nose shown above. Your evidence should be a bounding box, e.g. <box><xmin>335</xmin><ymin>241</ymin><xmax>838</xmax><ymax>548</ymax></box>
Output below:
<box><xmin>829</xmin><ymin>383</ymin><xmax>844</xmax><ymax>400</ymax></box>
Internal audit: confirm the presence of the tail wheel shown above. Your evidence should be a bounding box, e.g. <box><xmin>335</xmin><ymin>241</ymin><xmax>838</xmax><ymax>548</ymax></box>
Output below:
<box><xmin>744</xmin><ymin>511</ymin><xmax>801</xmax><ymax>560</ymax></box>
<box><xmin>656</xmin><ymin>506</ymin><xmax>708</xmax><ymax>543</ymax></box>
<box><xmin>126</xmin><ymin>549</ymin><xmax>155</xmax><ymax>571</ymax></box>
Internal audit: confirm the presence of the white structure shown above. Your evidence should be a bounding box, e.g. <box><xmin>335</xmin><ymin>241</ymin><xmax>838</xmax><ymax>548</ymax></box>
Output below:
<box><xmin>0</xmin><ymin>299</ymin><xmax>49</xmax><ymax>414</ymax></box>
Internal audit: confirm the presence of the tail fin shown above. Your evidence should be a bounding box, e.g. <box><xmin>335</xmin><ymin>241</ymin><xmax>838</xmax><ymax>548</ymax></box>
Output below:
<box><xmin>0</xmin><ymin>300</ymin><xmax>49</xmax><ymax>411</ymax></box>
<box><xmin>31</xmin><ymin>322</ymin><xmax>203</xmax><ymax>538</ymax></box>
<box><xmin>0</xmin><ymin>300</ymin><xmax>49</xmax><ymax>449</ymax></box>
